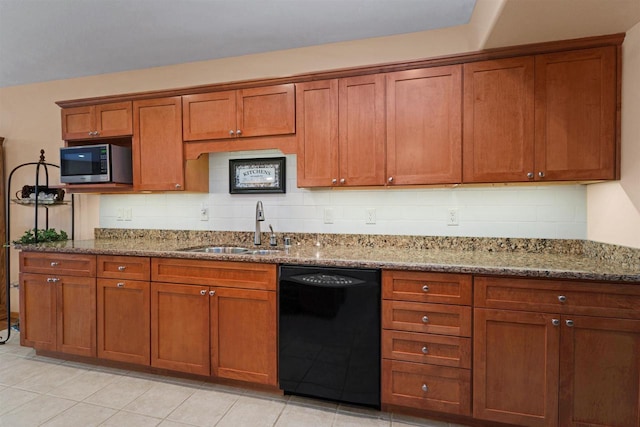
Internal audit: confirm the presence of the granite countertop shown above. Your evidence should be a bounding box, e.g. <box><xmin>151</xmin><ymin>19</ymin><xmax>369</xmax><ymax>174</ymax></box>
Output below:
<box><xmin>18</xmin><ymin>236</ymin><xmax>640</xmax><ymax>283</ymax></box>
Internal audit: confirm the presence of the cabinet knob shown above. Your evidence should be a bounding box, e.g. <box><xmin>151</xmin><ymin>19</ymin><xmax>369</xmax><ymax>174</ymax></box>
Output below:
<box><xmin>421</xmin><ymin>384</ymin><xmax>429</xmax><ymax>392</ymax></box>
<box><xmin>566</xmin><ymin>319</ymin><xmax>575</xmax><ymax>327</ymax></box>
<box><xmin>527</xmin><ymin>172</ymin><xmax>534</xmax><ymax>179</ymax></box>
<box><xmin>388</xmin><ymin>177</ymin><xmax>394</xmax><ymax>183</ymax></box>
<box><xmin>538</xmin><ymin>171</ymin><xmax>545</xmax><ymax>178</ymax></box>
<box><xmin>552</xmin><ymin>319</ymin><xmax>560</xmax><ymax>326</ymax></box>
<box><xmin>46</xmin><ymin>277</ymin><xmax>60</xmax><ymax>283</ymax></box>
<box><xmin>422</xmin><ymin>315</ymin><xmax>429</xmax><ymax>324</ymax></box>
<box><xmin>94</xmin><ymin>131</ymin><xmax>100</xmax><ymax>136</ymax></box>
<box><xmin>88</xmin><ymin>131</ymin><xmax>93</xmax><ymax>136</ymax></box>
<box><xmin>421</xmin><ymin>346</ymin><xmax>429</xmax><ymax>354</ymax></box>
<box><xmin>116</xmin><ymin>282</ymin><xmax>125</xmax><ymax>288</ymax></box>
<box><xmin>200</xmin><ymin>290</ymin><xmax>207</xmax><ymax>296</ymax></box>
<box><xmin>175</xmin><ymin>183</ymin><xmax>182</xmax><ymax>189</ymax></box>
<box><xmin>209</xmin><ymin>290</ymin><xmax>216</xmax><ymax>296</ymax></box>
<box><xmin>558</xmin><ymin>295</ymin><xmax>567</xmax><ymax>303</ymax></box>
<box><xmin>117</xmin><ymin>265</ymin><xmax>126</xmax><ymax>271</ymax></box>
<box><xmin>340</xmin><ymin>178</ymin><xmax>345</xmax><ymax>184</ymax></box>
<box><xmin>236</xmin><ymin>129</ymin><xmax>242</xmax><ymax>136</ymax></box>
<box><xmin>332</xmin><ymin>178</ymin><xmax>337</xmax><ymax>185</ymax></box>
<box><xmin>50</xmin><ymin>262</ymin><xmax>59</xmax><ymax>267</ymax></box>
<box><xmin>229</xmin><ymin>130</ymin><xmax>235</xmax><ymax>136</ymax></box>
<box><xmin>422</xmin><ymin>285</ymin><xmax>429</xmax><ymax>292</ymax></box>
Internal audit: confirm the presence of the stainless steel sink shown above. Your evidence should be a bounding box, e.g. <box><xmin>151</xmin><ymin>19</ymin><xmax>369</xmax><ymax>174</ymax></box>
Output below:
<box><xmin>181</xmin><ymin>246</ymin><xmax>283</xmax><ymax>255</ymax></box>
<box><xmin>184</xmin><ymin>246</ymin><xmax>249</xmax><ymax>254</ymax></box>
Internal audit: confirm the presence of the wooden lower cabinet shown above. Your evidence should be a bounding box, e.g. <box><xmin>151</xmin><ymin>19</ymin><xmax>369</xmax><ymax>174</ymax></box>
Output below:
<box><xmin>19</xmin><ymin>272</ymin><xmax>96</xmax><ymax>357</ymax></box>
<box><xmin>150</xmin><ymin>260</ymin><xmax>278</xmax><ymax>386</ymax></box>
<box><xmin>473</xmin><ymin>308</ymin><xmax>560</xmax><ymax>427</ymax></box>
<box><xmin>559</xmin><ymin>316</ymin><xmax>640</xmax><ymax>427</ymax></box>
<box><xmin>474</xmin><ymin>276</ymin><xmax>640</xmax><ymax>427</ymax></box>
<box><xmin>151</xmin><ymin>282</ymin><xmax>211</xmax><ymax>376</ymax></box>
<box><xmin>212</xmin><ymin>287</ymin><xmax>277</xmax><ymax>386</ymax></box>
<box><xmin>97</xmin><ymin>278</ymin><xmax>150</xmax><ymax>365</ymax></box>
<box><xmin>382</xmin><ymin>359</ymin><xmax>471</xmax><ymax>415</ymax></box>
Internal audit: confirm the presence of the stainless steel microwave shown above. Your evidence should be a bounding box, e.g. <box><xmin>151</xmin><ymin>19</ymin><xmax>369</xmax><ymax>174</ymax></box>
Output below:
<box><xmin>60</xmin><ymin>144</ymin><xmax>133</xmax><ymax>184</ymax></box>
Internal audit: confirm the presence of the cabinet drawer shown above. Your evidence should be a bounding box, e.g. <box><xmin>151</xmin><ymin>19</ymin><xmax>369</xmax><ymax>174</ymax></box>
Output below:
<box><xmin>382</xmin><ymin>359</ymin><xmax>471</xmax><ymax>416</ymax></box>
<box><xmin>382</xmin><ymin>330</ymin><xmax>471</xmax><ymax>369</ymax></box>
<box><xmin>475</xmin><ymin>276</ymin><xmax>640</xmax><ymax>319</ymax></box>
<box><xmin>383</xmin><ymin>271</ymin><xmax>471</xmax><ymax>305</ymax></box>
<box><xmin>97</xmin><ymin>255</ymin><xmax>151</xmax><ymax>281</ymax></box>
<box><xmin>20</xmin><ymin>252</ymin><xmax>96</xmax><ymax>277</ymax></box>
<box><xmin>151</xmin><ymin>258</ymin><xmax>276</xmax><ymax>290</ymax></box>
<box><xmin>383</xmin><ymin>301</ymin><xmax>471</xmax><ymax>337</ymax></box>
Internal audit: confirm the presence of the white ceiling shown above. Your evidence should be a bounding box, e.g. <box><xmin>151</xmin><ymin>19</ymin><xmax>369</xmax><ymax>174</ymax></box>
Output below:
<box><xmin>0</xmin><ymin>0</ymin><xmax>476</xmax><ymax>88</ymax></box>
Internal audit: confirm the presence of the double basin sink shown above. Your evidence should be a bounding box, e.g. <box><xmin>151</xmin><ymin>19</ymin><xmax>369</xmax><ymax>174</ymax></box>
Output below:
<box><xmin>182</xmin><ymin>246</ymin><xmax>284</xmax><ymax>256</ymax></box>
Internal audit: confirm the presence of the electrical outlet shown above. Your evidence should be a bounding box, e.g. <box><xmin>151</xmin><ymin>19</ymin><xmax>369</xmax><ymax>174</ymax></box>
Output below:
<box><xmin>366</xmin><ymin>208</ymin><xmax>377</xmax><ymax>224</ymax></box>
<box><xmin>124</xmin><ymin>208</ymin><xmax>132</xmax><ymax>221</ymax></box>
<box><xmin>323</xmin><ymin>208</ymin><xmax>334</xmax><ymax>224</ymax></box>
<box><xmin>447</xmin><ymin>208</ymin><xmax>459</xmax><ymax>226</ymax></box>
<box><xmin>200</xmin><ymin>204</ymin><xmax>209</xmax><ymax>221</ymax></box>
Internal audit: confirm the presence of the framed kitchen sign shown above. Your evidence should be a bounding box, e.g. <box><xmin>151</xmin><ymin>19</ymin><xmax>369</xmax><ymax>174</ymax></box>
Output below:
<box><xmin>229</xmin><ymin>157</ymin><xmax>286</xmax><ymax>194</ymax></box>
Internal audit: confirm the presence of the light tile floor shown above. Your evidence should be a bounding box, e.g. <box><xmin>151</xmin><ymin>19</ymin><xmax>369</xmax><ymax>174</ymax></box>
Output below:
<box><xmin>0</xmin><ymin>331</ymin><xmax>469</xmax><ymax>427</ymax></box>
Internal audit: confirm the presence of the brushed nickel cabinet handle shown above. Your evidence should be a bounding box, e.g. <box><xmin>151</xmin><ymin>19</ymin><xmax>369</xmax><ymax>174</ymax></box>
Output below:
<box><xmin>50</xmin><ymin>262</ymin><xmax>59</xmax><ymax>267</ymax></box>
<box><xmin>566</xmin><ymin>319</ymin><xmax>575</xmax><ymax>327</ymax></box>
<box><xmin>421</xmin><ymin>384</ymin><xmax>429</xmax><ymax>392</ymax></box>
<box><xmin>421</xmin><ymin>346</ymin><xmax>429</xmax><ymax>354</ymax></box>
<box><xmin>116</xmin><ymin>282</ymin><xmax>125</xmax><ymax>288</ymax></box>
<box><xmin>422</xmin><ymin>315</ymin><xmax>429</xmax><ymax>324</ymax></box>
<box><xmin>118</xmin><ymin>266</ymin><xmax>126</xmax><ymax>271</ymax></box>
<box><xmin>200</xmin><ymin>290</ymin><xmax>207</xmax><ymax>296</ymax></box>
<box><xmin>209</xmin><ymin>290</ymin><xmax>216</xmax><ymax>296</ymax></box>
<box><xmin>558</xmin><ymin>295</ymin><xmax>567</xmax><ymax>303</ymax></box>
<box><xmin>527</xmin><ymin>172</ymin><xmax>534</xmax><ymax>179</ymax></box>
<box><xmin>422</xmin><ymin>285</ymin><xmax>429</xmax><ymax>292</ymax></box>
<box><xmin>552</xmin><ymin>319</ymin><xmax>560</xmax><ymax>326</ymax></box>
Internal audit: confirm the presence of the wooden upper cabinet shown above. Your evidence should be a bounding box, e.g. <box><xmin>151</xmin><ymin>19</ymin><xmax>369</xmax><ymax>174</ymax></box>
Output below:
<box><xmin>61</xmin><ymin>101</ymin><xmax>132</xmax><ymax>140</ymax></box>
<box><xmin>386</xmin><ymin>66</ymin><xmax>462</xmax><ymax>185</ymax></box>
<box><xmin>535</xmin><ymin>47</ymin><xmax>617</xmax><ymax>181</ymax></box>
<box><xmin>296</xmin><ymin>75</ymin><xmax>385</xmax><ymax>187</ymax></box>
<box><xmin>182</xmin><ymin>84</ymin><xmax>295</xmax><ymax>141</ymax></box>
<box><xmin>339</xmin><ymin>75</ymin><xmax>386</xmax><ymax>186</ymax></box>
<box><xmin>238</xmin><ymin>84</ymin><xmax>295</xmax><ymax>137</ymax></box>
<box><xmin>133</xmin><ymin>97</ymin><xmax>189</xmax><ymax>191</ymax></box>
<box><xmin>182</xmin><ymin>91</ymin><xmax>236</xmax><ymax>140</ymax></box>
<box><xmin>463</xmin><ymin>57</ymin><xmax>535</xmax><ymax>183</ymax></box>
<box><xmin>295</xmin><ymin>79</ymin><xmax>339</xmax><ymax>187</ymax></box>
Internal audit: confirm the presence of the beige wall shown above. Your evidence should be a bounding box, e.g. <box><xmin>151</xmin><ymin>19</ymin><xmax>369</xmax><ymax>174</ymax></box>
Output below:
<box><xmin>587</xmin><ymin>20</ymin><xmax>640</xmax><ymax>248</ymax></box>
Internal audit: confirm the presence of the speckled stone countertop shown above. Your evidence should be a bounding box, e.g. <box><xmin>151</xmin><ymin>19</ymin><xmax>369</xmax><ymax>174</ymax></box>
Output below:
<box><xmin>17</xmin><ymin>229</ymin><xmax>640</xmax><ymax>283</ymax></box>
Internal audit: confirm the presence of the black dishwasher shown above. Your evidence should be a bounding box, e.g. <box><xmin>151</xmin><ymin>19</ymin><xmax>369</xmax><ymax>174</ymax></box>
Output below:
<box><xmin>278</xmin><ymin>265</ymin><xmax>380</xmax><ymax>408</ymax></box>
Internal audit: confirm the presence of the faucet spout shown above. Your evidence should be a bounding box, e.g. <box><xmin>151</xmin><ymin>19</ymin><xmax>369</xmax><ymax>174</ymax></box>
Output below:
<box><xmin>254</xmin><ymin>201</ymin><xmax>265</xmax><ymax>245</ymax></box>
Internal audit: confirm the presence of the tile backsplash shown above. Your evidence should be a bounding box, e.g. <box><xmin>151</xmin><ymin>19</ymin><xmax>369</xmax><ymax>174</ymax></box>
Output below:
<box><xmin>99</xmin><ymin>150</ymin><xmax>587</xmax><ymax>239</ymax></box>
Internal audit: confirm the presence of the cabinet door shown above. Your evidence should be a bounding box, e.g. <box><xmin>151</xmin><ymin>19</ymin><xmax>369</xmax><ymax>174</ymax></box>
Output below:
<box><xmin>386</xmin><ymin>66</ymin><xmax>462</xmax><ymax>185</ymax></box>
<box><xmin>151</xmin><ymin>282</ymin><xmax>210</xmax><ymax>375</ymax></box>
<box><xmin>474</xmin><ymin>308</ymin><xmax>559</xmax><ymax>427</ymax></box>
<box><xmin>57</xmin><ymin>275</ymin><xmax>96</xmax><ymax>357</ymax></box>
<box><xmin>97</xmin><ymin>279</ymin><xmax>150</xmax><ymax>365</ymax></box>
<box><xmin>182</xmin><ymin>91</ymin><xmax>237</xmax><ymax>141</ymax></box>
<box><xmin>339</xmin><ymin>74</ymin><xmax>386</xmax><ymax>186</ymax></box>
<box><xmin>61</xmin><ymin>106</ymin><xmax>95</xmax><ymax>140</ymax></box>
<box><xmin>19</xmin><ymin>273</ymin><xmax>57</xmax><ymax>351</ymax></box>
<box><xmin>295</xmin><ymin>79</ymin><xmax>339</xmax><ymax>187</ymax></box>
<box><xmin>211</xmin><ymin>287</ymin><xmax>277</xmax><ymax>386</ymax></box>
<box><xmin>559</xmin><ymin>316</ymin><xmax>640</xmax><ymax>427</ymax></box>
<box><xmin>535</xmin><ymin>47</ymin><xmax>616</xmax><ymax>180</ymax></box>
<box><xmin>94</xmin><ymin>102</ymin><xmax>133</xmax><ymax>138</ymax></box>
<box><xmin>237</xmin><ymin>84</ymin><xmax>295</xmax><ymax>137</ymax></box>
<box><xmin>133</xmin><ymin>97</ymin><xmax>185</xmax><ymax>191</ymax></box>
<box><xmin>463</xmin><ymin>57</ymin><xmax>535</xmax><ymax>183</ymax></box>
